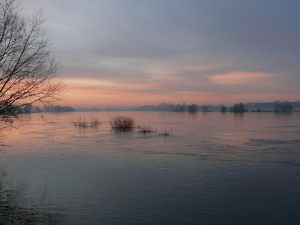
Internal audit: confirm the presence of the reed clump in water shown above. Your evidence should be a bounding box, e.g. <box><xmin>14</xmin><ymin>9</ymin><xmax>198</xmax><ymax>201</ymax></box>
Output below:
<box><xmin>111</xmin><ymin>116</ymin><xmax>134</xmax><ymax>131</ymax></box>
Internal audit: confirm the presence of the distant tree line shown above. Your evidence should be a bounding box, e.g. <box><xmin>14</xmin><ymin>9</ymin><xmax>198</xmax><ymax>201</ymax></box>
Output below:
<box><xmin>138</xmin><ymin>103</ymin><xmax>199</xmax><ymax>113</ymax></box>
<box><xmin>4</xmin><ymin>103</ymin><xmax>33</xmax><ymax>114</ymax></box>
<box><xmin>5</xmin><ymin>104</ymin><xmax>75</xmax><ymax>114</ymax></box>
<box><xmin>137</xmin><ymin>101</ymin><xmax>297</xmax><ymax>113</ymax></box>
<box><xmin>220</xmin><ymin>105</ymin><xmax>228</xmax><ymax>113</ymax></box>
<box><xmin>168</xmin><ymin>104</ymin><xmax>198</xmax><ymax>113</ymax></box>
<box><xmin>220</xmin><ymin>102</ymin><xmax>294</xmax><ymax>114</ymax></box>
<box><xmin>229</xmin><ymin>103</ymin><xmax>246</xmax><ymax>113</ymax></box>
<box><xmin>273</xmin><ymin>102</ymin><xmax>293</xmax><ymax>113</ymax></box>
<box><xmin>43</xmin><ymin>105</ymin><xmax>75</xmax><ymax>113</ymax></box>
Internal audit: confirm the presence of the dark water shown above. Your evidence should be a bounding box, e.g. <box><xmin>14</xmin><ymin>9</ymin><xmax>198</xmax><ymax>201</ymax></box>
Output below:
<box><xmin>0</xmin><ymin>112</ymin><xmax>299</xmax><ymax>225</ymax></box>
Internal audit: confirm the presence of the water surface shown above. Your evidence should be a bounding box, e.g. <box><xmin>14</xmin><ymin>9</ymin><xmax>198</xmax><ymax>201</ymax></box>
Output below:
<box><xmin>0</xmin><ymin>112</ymin><xmax>300</xmax><ymax>225</ymax></box>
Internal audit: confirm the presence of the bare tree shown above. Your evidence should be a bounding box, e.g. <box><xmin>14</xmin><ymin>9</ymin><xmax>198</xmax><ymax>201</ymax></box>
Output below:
<box><xmin>0</xmin><ymin>0</ymin><xmax>61</xmax><ymax>115</ymax></box>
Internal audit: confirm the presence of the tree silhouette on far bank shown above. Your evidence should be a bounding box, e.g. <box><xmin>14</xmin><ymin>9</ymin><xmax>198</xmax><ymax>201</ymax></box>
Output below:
<box><xmin>274</xmin><ymin>102</ymin><xmax>293</xmax><ymax>113</ymax></box>
<box><xmin>230</xmin><ymin>103</ymin><xmax>246</xmax><ymax>113</ymax></box>
<box><xmin>220</xmin><ymin>105</ymin><xmax>228</xmax><ymax>113</ymax></box>
<box><xmin>188</xmin><ymin>104</ymin><xmax>198</xmax><ymax>113</ymax></box>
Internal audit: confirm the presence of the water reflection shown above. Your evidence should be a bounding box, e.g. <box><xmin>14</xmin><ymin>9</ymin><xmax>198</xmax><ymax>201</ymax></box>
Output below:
<box><xmin>0</xmin><ymin>169</ymin><xmax>64</xmax><ymax>225</ymax></box>
<box><xmin>0</xmin><ymin>112</ymin><xmax>300</xmax><ymax>225</ymax></box>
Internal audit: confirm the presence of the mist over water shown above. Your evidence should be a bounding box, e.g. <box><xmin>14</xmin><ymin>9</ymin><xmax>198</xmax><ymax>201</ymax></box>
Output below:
<box><xmin>0</xmin><ymin>112</ymin><xmax>300</xmax><ymax>225</ymax></box>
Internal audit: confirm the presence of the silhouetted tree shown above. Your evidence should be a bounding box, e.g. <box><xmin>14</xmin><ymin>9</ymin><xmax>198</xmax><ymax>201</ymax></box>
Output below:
<box><xmin>231</xmin><ymin>103</ymin><xmax>246</xmax><ymax>113</ymax></box>
<box><xmin>169</xmin><ymin>104</ymin><xmax>187</xmax><ymax>112</ymax></box>
<box><xmin>202</xmin><ymin>105</ymin><xmax>209</xmax><ymax>112</ymax></box>
<box><xmin>274</xmin><ymin>102</ymin><xmax>293</xmax><ymax>113</ymax></box>
<box><xmin>188</xmin><ymin>104</ymin><xmax>198</xmax><ymax>113</ymax></box>
<box><xmin>0</xmin><ymin>0</ymin><xmax>61</xmax><ymax>116</ymax></box>
<box><xmin>220</xmin><ymin>105</ymin><xmax>227</xmax><ymax>113</ymax></box>
<box><xmin>22</xmin><ymin>103</ymin><xmax>32</xmax><ymax>113</ymax></box>
<box><xmin>33</xmin><ymin>106</ymin><xmax>42</xmax><ymax>112</ymax></box>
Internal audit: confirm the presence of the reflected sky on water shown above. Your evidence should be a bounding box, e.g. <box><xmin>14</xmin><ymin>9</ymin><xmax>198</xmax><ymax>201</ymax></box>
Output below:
<box><xmin>0</xmin><ymin>112</ymin><xmax>300</xmax><ymax>225</ymax></box>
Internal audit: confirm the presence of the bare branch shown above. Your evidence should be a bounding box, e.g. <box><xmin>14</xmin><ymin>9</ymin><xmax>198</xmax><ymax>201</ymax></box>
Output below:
<box><xmin>0</xmin><ymin>0</ymin><xmax>61</xmax><ymax>116</ymax></box>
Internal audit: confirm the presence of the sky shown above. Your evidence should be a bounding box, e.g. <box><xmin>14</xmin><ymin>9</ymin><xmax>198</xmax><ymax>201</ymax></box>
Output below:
<box><xmin>21</xmin><ymin>0</ymin><xmax>300</xmax><ymax>107</ymax></box>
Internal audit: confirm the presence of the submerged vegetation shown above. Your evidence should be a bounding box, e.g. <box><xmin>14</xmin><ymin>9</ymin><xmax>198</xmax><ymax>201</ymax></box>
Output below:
<box><xmin>111</xmin><ymin>116</ymin><xmax>170</xmax><ymax>136</ymax></box>
<box><xmin>0</xmin><ymin>169</ymin><xmax>64</xmax><ymax>225</ymax></box>
<box><xmin>159</xmin><ymin>130</ymin><xmax>170</xmax><ymax>136</ymax></box>
<box><xmin>137</xmin><ymin>125</ymin><xmax>170</xmax><ymax>136</ymax></box>
<box><xmin>137</xmin><ymin>126</ymin><xmax>154</xmax><ymax>134</ymax></box>
<box><xmin>111</xmin><ymin>116</ymin><xmax>135</xmax><ymax>131</ymax></box>
<box><xmin>73</xmin><ymin>117</ymin><xmax>100</xmax><ymax>128</ymax></box>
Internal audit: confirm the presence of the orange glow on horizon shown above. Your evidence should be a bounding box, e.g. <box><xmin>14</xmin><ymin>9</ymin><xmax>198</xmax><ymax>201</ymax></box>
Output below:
<box><xmin>55</xmin><ymin>73</ymin><xmax>299</xmax><ymax>107</ymax></box>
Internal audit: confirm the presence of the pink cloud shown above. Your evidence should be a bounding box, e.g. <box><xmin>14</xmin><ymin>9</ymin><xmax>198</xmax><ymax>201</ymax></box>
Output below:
<box><xmin>210</xmin><ymin>71</ymin><xmax>272</xmax><ymax>85</ymax></box>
